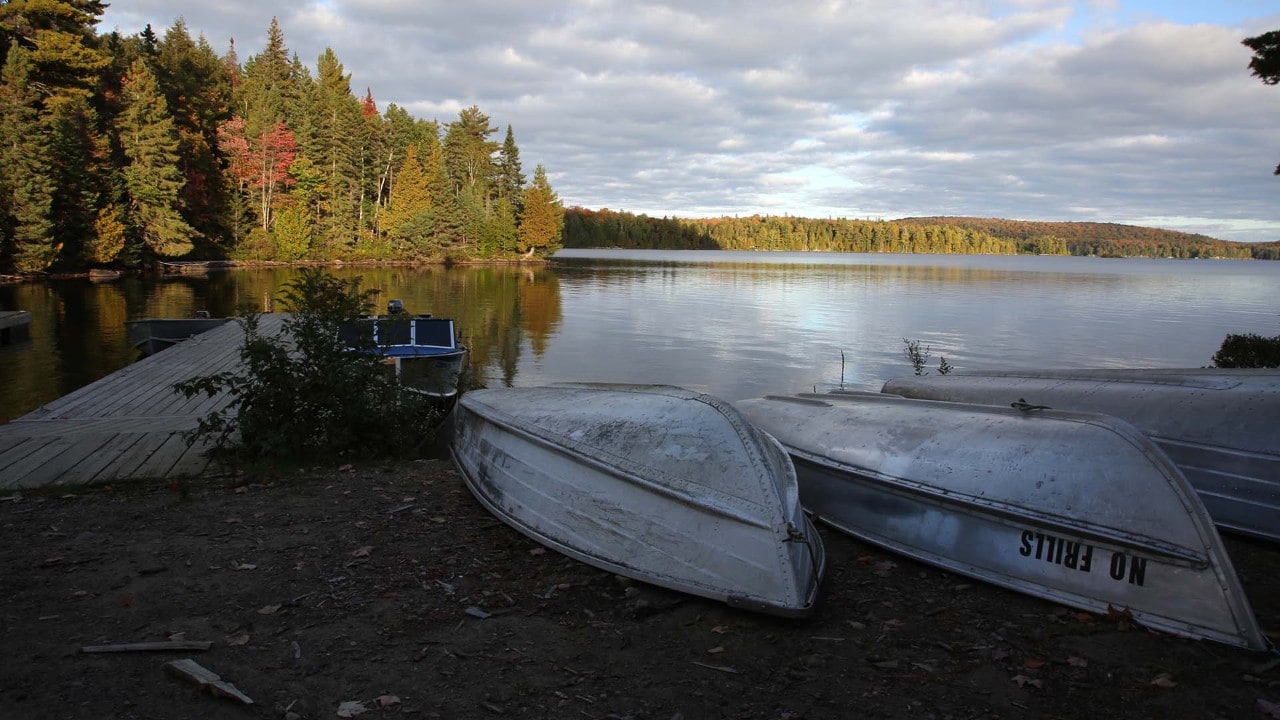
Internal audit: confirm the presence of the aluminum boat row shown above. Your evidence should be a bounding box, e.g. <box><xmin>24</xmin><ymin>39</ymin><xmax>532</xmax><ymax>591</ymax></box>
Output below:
<box><xmin>449</xmin><ymin>380</ymin><xmax>1271</xmax><ymax>651</ymax></box>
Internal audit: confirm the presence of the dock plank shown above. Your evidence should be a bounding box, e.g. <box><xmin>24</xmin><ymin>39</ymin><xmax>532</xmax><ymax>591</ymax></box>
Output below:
<box><xmin>0</xmin><ymin>314</ymin><xmax>289</xmax><ymax>488</ymax></box>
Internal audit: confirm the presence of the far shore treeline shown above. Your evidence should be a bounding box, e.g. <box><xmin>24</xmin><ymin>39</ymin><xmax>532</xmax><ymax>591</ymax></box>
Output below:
<box><xmin>0</xmin><ymin>6</ymin><xmax>564</xmax><ymax>275</ymax></box>
<box><xmin>563</xmin><ymin>209</ymin><xmax>1280</xmax><ymax>260</ymax></box>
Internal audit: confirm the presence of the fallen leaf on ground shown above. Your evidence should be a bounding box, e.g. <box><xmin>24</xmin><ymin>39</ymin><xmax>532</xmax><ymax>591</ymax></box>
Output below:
<box><xmin>1150</xmin><ymin>673</ymin><xmax>1177</xmax><ymax>688</ymax></box>
<box><xmin>872</xmin><ymin>560</ymin><xmax>897</xmax><ymax>576</ymax></box>
<box><xmin>351</xmin><ymin>546</ymin><xmax>372</xmax><ymax>558</ymax></box>
<box><xmin>1012</xmin><ymin>674</ymin><xmax>1044</xmax><ymax>689</ymax></box>
<box><xmin>336</xmin><ymin>700</ymin><xmax>367</xmax><ymax>717</ymax></box>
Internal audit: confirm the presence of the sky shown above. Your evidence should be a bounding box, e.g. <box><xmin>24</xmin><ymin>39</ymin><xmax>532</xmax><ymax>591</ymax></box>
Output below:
<box><xmin>99</xmin><ymin>1</ymin><xmax>1280</xmax><ymax>243</ymax></box>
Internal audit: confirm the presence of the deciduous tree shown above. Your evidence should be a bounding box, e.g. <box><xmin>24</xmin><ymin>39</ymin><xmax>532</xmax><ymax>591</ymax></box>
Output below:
<box><xmin>517</xmin><ymin>165</ymin><xmax>563</xmax><ymax>257</ymax></box>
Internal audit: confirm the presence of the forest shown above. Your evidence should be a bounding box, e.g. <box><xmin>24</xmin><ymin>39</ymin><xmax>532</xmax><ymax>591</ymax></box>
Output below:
<box><xmin>0</xmin><ymin>4</ymin><xmax>564</xmax><ymax>274</ymax></box>
<box><xmin>563</xmin><ymin>209</ymin><xmax>1279</xmax><ymax>260</ymax></box>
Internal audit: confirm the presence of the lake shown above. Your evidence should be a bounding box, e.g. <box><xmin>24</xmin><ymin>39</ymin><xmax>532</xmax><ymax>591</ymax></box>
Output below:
<box><xmin>2</xmin><ymin>250</ymin><xmax>1277</xmax><ymax>424</ymax></box>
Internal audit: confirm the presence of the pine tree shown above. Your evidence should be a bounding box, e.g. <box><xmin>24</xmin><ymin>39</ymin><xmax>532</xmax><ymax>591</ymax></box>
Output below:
<box><xmin>0</xmin><ymin>0</ymin><xmax>109</xmax><ymax>109</ymax></box>
<box><xmin>154</xmin><ymin>21</ymin><xmax>233</xmax><ymax>254</ymax></box>
<box><xmin>497</xmin><ymin>124</ymin><xmax>525</xmax><ymax>207</ymax></box>
<box><xmin>118</xmin><ymin>58</ymin><xmax>194</xmax><ymax>257</ymax></box>
<box><xmin>443</xmin><ymin>106</ymin><xmax>499</xmax><ymax>200</ymax></box>
<box><xmin>517</xmin><ymin>165</ymin><xmax>563</xmax><ymax>257</ymax></box>
<box><xmin>236</xmin><ymin>18</ymin><xmax>299</xmax><ymax>135</ymax></box>
<box><xmin>0</xmin><ymin>45</ymin><xmax>58</xmax><ymax>271</ymax></box>
<box><xmin>308</xmin><ymin>47</ymin><xmax>364</xmax><ymax>251</ymax></box>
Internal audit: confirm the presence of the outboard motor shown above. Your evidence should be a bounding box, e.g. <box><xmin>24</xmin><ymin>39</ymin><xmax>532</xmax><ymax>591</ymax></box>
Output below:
<box><xmin>387</xmin><ymin>299</ymin><xmax>405</xmax><ymax>315</ymax></box>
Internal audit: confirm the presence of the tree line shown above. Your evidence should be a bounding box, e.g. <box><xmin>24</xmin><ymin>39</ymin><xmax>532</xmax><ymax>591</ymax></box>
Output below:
<box><xmin>564</xmin><ymin>209</ymin><xmax>1069</xmax><ymax>256</ymax></box>
<box><xmin>563</xmin><ymin>209</ymin><xmax>1276</xmax><ymax>259</ymax></box>
<box><xmin>0</xmin><ymin>5</ymin><xmax>563</xmax><ymax>274</ymax></box>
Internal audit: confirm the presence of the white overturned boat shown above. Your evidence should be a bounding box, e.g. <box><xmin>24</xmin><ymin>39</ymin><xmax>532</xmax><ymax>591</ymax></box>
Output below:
<box><xmin>883</xmin><ymin>368</ymin><xmax>1280</xmax><ymax>543</ymax></box>
<box><xmin>451</xmin><ymin>383</ymin><xmax>825</xmax><ymax>616</ymax></box>
<box><xmin>735</xmin><ymin>391</ymin><xmax>1267</xmax><ymax>650</ymax></box>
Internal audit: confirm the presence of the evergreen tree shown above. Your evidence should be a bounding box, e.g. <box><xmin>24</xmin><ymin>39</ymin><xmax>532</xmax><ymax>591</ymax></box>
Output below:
<box><xmin>497</xmin><ymin>124</ymin><xmax>525</xmax><ymax>206</ymax></box>
<box><xmin>47</xmin><ymin>95</ymin><xmax>102</xmax><ymax>266</ymax></box>
<box><xmin>308</xmin><ymin>47</ymin><xmax>364</xmax><ymax>252</ymax></box>
<box><xmin>382</xmin><ymin>143</ymin><xmax>434</xmax><ymax>253</ymax></box>
<box><xmin>517</xmin><ymin>165</ymin><xmax>563</xmax><ymax>257</ymax></box>
<box><xmin>236</xmin><ymin>18</ymin><xmax>299</xmax><ymax>135</ymax></box>
<box><xmin>154</xmin><ymin>21</ymin><xmax>233</xmax><ymax>254</ymax></box>
<box><xmin>0</xmin><ymin>45</ymin><xmax>57</xmax><ymax>271</ymax></box>
<box><xmin>443</xmin><ymin>105</ymin><xmax>498</xmax><ymax>200</ymax></box>
<box><xmin>118</xmin><ymin>58</ymin><xmax>194</xmax><ymax>257</ymax></box>
<box><xmin>0</xmin><ymin>0</ymin><xmax>109</xmax><ymax>109</ymax></box>
<box><xmin>1244</xmin><ymin>30</ymin><xmax>1280</xmax><ymax>174</ymax></box>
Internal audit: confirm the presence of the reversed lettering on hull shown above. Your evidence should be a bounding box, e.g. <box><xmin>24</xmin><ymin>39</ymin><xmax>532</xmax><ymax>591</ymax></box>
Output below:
<box><xmin>1018</xmin><ymin>529</ymin><xmax>1146</xmax><ymax>587</ymax></box>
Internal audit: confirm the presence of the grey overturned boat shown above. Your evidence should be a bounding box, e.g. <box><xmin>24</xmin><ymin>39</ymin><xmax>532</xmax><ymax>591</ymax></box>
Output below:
<box><xmin>735</xmin><ymin>391</ymin><xmax>1267</xmax><ymax>650</ymax></box>
<box><xmin>451</xmin><ymin>383</ymin><xmax>825</xmax><ymax>616</ymax></box>
<box><xmin>883</xmin><ymin>368</ymin><xmax>1280</xmax><ymax>543</ymax></box>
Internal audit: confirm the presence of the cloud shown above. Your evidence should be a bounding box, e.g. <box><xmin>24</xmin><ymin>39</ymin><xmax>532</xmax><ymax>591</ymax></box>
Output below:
<box><xmin>101</xmin><ymin>1</ymin><xmax>1280</xmax><ymax>241</ymax></box>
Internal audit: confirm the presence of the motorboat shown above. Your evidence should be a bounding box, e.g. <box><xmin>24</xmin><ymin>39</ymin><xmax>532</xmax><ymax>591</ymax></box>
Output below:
<box><xmin>125</xmin><ymin>312</ymin><xmax>230</xmax><ymax>355</ymax></box>
<box><xmin>337</xmin><ymin>300</ymin><xmax>467</xmax><ymax>399</ymax></box>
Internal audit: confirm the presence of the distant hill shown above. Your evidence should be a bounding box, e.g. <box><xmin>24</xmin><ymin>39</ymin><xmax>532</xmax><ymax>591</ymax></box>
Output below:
<box><xmin>562</xmin><ymin>208</ymin><xmax>1278</xmax><ymax>259</ymax></box>
<box><xmin>897</xmin><ymin>217</ymin><xmax>1276</xmax><ymax>259</ymax></box>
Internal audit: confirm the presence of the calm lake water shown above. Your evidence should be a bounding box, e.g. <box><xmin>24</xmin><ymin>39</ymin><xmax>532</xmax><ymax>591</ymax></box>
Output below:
<box><xmin>2</xmin><ymin>249</ymin><xmax>1277</xmax><ymax>424</ymax></box>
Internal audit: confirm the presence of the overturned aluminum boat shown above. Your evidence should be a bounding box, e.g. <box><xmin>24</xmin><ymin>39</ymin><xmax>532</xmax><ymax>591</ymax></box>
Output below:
<box><xmin>451</xmin><ymin>383</ymin><xmax>825</xmax><ymax>616</ymax></box>
<box><xmin>883</xmin><ymin>368</ymin><xmax>1280</xmax><ymax>543</ymax></box>
<box><xmin>735</xmin><ymin>391</ymin><xmax>1267</xmax><ymax>649</ymax></box>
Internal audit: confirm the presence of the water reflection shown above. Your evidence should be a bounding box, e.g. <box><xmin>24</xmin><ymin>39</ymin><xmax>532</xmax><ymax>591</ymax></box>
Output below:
<box><xmin>1</xmin><ymin>252</ymin><xmax>1277</xmax><ymax>425</ymax></box>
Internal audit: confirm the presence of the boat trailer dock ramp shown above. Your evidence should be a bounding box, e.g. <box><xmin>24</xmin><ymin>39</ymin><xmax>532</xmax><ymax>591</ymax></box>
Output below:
<box><xmin>0</xmin><ymin>315</ymin><xmax>285</xmax><ymax>490</ymax></box>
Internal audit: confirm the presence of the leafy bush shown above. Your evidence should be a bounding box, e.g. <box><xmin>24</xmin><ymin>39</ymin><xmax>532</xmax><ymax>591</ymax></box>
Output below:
<box><xmin>1211</xmin><ymin>333</ymin><xmax>1280</xmax><ymax>368</ymax></box>
<box><xmin>174</xmin><ymin>268</ymin><xmax>445</xmax><ymax>461</ymax></box>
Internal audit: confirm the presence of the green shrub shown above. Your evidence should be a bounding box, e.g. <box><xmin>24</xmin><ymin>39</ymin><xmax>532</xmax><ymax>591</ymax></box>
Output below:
<box><xmin>174</xmin><ymin>268</ymin><xmax>444</xmax><ymax>462</ymax></box>
<box><xmin>1211</xmin><ymin>333</ymin><xmax>1280</xmax><ymax>368</ymax></box>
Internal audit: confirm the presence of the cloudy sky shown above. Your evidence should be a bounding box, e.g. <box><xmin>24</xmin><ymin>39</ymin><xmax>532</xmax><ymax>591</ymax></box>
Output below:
<box><xmin>101</xmin><ymin>1</ymin><xmax>1280</xmax><ymax>242</ymax></box>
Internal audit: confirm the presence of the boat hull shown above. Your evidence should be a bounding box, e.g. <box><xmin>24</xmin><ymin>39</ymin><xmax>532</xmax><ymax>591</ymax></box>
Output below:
<box><xmin>882</xmin><ymin>369</ymin><xmax>1280</xmax><ymax>542</ymax></box>
<box><xmin>735</xmin><ymin>392</ymin><xmax>1266</xmax><ymax>650</ymax></box>
<box><xmin>125</xmin><ymin>318</ymin><xmax>230</xmax><ymax>355</ymax></box>
<box><xmin>451</xmin><ymin>383</ymin><xmax>824</xmax><ymax>616</ymax></box>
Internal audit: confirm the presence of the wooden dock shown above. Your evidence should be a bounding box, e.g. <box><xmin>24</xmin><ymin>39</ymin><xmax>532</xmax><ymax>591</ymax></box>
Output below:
<box><xmin>0</xmin><ymin>314</ymin><xmax>286</xmax><ymax>490</ymax></box>
<box><xmin>0</xmin><ymin>309</ymin><xmax>31</xmax><ymax>345</ymax></box>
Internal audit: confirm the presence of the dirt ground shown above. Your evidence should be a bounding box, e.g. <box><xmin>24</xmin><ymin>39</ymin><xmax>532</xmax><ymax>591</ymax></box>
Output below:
<box><xmin>2</xmin><ymin>457</ymin><xmax>1278</xmax><ymax>720</ymax></box>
